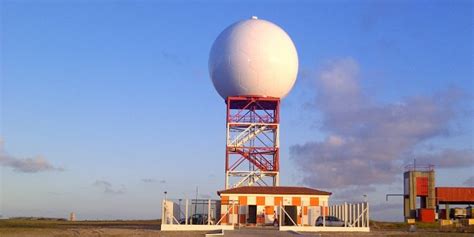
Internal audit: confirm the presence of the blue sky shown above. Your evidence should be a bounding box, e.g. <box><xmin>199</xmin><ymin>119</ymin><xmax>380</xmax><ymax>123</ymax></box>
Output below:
<box><xmin>1</xmin><ymin>0</ymin><xmax>472</xmax><ymax>221</ymax></box>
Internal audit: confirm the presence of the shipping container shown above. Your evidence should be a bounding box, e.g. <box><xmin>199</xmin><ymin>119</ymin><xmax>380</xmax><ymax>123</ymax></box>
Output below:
<box><xmin>418</xmin><ymin>208</ymin><xmax>435</xmax><ymax>222</ymax></box>
<box><xmin>435</xmin><ymin>187</ymin><xmax>474</xmax><ymax>202</ymax></box>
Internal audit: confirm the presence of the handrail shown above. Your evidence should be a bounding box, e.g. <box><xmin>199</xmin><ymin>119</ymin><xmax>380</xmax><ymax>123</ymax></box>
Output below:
<box><xmin>404</xmin><ymin>164</ymin><xmax>434</xmax><ymax>172</ymax></box>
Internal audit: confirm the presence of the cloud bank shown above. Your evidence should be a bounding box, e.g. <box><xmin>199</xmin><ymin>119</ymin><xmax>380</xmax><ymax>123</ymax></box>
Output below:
<box><xmin>141</xmin><ymin>178</ymin><xmax>166</xmax><ymax>184</ymax></box>
<box><xmin>414</xmin><ymin>149</ymin><xmax>473</xmax><ymax>169</ymax></box>
<box><xmin>141</xmin><ymin>178</ymin><xmax>156</xmax><ymax>183</ymax></box>
<box><xmin>0</xmin><ymin>139</ymin><xmax>63</xmax><ymax>173</ymax></box>
<box><xmin>93</xmin><ymin>180</ymin><xmax>126</xmax><ymax>194</ymax></box>
<box><xmin>290</xmin><ymin>58</ymin><xmax>472</xmax><ymax>192</ymax></box>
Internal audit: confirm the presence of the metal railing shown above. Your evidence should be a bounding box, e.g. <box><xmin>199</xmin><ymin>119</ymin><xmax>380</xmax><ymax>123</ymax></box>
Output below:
<box><xmin>162</xmin><ymin>199</ymin><xmax>220</xmax><ymax>225</ymax></box>
<box><xmin>404</xmin><ymin>164</ymin><xmax>434</xmax><ymax>172</ymax></box>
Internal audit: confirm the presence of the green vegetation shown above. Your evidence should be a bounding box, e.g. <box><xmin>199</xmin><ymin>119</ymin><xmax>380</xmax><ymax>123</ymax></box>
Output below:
<box><xmin>370</xmin><ymin>220</ymin><xmax>474</xmax><ymax>234</ymax></box>
<box><xmin>0</xmin><ymin>219</ymin><xmax>472</xmax><ymax>236</ymax></box>
<box><xmin>370</xmin><ymin>220</ymin><xmax>439</xmax><ymax>229</ymax></box>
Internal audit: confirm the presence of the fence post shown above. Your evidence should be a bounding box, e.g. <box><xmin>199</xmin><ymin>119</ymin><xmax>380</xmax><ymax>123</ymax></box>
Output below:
<box><xmin>323</xmin><ymin>201</ymin><xmax>326</xmax><ymax>227</ymax></box>
<box><xmin>350</xmin><ymin>203</ymin><xmax>353</xmax><ymax>226</ymax></box>
<box><xmin>162</xmin><ymin>199</ymin><xmax>165</xmax><ymax>224</ymax></box>
<box><xmin>279</xmin><ymin>201</ymin><xmax>282</xmax><ymax>227</ymax></box>
<box><xmin>339</xmin><ymin>204</ymin><xmax>342</xmax><ymax>220</ymax></box>
<box><xmin>185</xmin><ymin>199</ymin><xmax>188</xmax><ymax>225</ymax></box>
<box><xmin>362</xmin><ymin>202</ymin><xmax>365</xmax><ymax>227</ymax></box>
<box><xmin>358</xmin><ymin>203</ymin><xmax>361</xmax><ymax>227</ymax></box>
<box><xmin>366</xmin><ymin>202</ymin><xmax>370</xmax><ymax>228</ymax></box>
<box><xmin>349</xmin><ymin>203</ymin><xmax>352</xmax><ymax>226</ymax></box>
<box><xmin>208</xmin><ymin>199</ymin><xmax>211</xmax><ymax>225</ymax></box>
<box><xmin>339</xmin><ymin>204</ymin><xmax>341</xmax><ymax>220</ymax></box>
<box><xmin>344</xmin><ymin>202</ymin><xmax>347</xmax><ymax>227</ymax></box>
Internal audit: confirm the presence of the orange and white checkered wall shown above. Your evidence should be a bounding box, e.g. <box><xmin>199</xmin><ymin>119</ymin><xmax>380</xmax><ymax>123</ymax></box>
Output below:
<box><xmin>220</xmin><ymin>194</ymin><xmax>330</xmax><ymax>225</ymax></box>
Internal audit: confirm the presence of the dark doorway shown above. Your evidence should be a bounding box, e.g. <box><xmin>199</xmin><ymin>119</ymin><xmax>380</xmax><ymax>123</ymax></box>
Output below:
<box><xmin>248</xmin><ymin>205</ymin><xmax>257</xmax><ymax>224</ymax></box>
<box><xmin>284</xmin><ymin>206</ymin><xmax>297</xmax><ymax>226</ymax></box>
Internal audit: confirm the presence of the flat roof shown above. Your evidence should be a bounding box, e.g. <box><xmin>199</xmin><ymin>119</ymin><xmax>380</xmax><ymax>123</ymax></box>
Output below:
<box><xmin>217</xmin><ymin>186</ymin><xmax>332</xmax><ymax>196</ymax></box>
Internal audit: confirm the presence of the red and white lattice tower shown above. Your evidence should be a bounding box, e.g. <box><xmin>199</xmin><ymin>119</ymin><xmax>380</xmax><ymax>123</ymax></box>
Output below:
<box><xmin>209</xmin><ymin>17</ymin><xmax>298</xmax><ymax>189</ymax></box>
<box><xmin>225</xmin><ymin>96</ymin><xmax>280</xmax><ymax>188</ymax></box>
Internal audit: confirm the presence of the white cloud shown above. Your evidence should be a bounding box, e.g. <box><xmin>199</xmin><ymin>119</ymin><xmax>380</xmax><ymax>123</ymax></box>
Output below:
<box><xmin>141</xmin><ymin>178</ymin><xmax>166</xmax><ymax>184</ymax></box>
<box><xmin>331</xmin><ymin>185</ymin><xmax>376</xmax><ymax>202</ymax></box>
<box><xmin>93</xmin><ymin>180</ymin><xmax>126</xmax><ymax>194</ymax></box>
<box><xmin>412</xmin><ymin>149</ymin><xmax>473</xmax><ymax>169</ymax></box>
<box><xmin>290</xmin><ymin>58</ymin><xmax>470</xmax><ymax>192</ymax></box>
<box><xmin>0</xmin><ymin>139</ymin><xmax>63</xmax><ymax>173</ymax></box>
<box><xmin>141</xmin><ymin>178</ymin><xmax>156</xmax><ymax>183</ymax></box>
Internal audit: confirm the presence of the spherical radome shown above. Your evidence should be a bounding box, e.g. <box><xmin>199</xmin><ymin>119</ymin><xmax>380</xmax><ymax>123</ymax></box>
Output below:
<box><xmin>209</xmin><ymin>17</ymin><xmax>298</xmax><ymax>99</ymax></box>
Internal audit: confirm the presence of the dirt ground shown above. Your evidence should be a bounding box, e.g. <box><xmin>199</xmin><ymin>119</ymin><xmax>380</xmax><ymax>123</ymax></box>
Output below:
<box><xmin>1</xmin><ymin>219</ymin><xmax>473</xmax><ymax>236</ymax></box>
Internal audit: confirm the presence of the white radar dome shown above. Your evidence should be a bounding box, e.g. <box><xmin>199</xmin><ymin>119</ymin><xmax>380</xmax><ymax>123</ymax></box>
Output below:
<box><xmin>209</xmin><ymin>17</ymin><xmax>299</xmax><ymax>99</ymax></box>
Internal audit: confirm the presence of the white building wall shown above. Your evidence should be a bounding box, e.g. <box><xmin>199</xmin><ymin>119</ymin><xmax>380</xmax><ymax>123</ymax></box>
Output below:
<box><xmin>220</xmin><ymin>193</ymin><xmax>331</xmax><ymax>225</ymax></box>
<box><xmin>247</xmin><ymin>196</ymin><xmax>256</xmax><ymax>205</ymax></box>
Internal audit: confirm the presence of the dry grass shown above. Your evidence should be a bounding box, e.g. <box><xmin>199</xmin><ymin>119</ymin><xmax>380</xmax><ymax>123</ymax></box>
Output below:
<box><xmin>0</xmin><ymin>219</ymin><xmax>161</xmax><ymax>229</ymax></box>
<box><xmin>370</xmin><ymin>220</ymin><xmax>474</xmax><ymax>235</ymax></box>
<box><xmin>1</xmin><ymin>219</ymin><xmax>473</xmax><ymax>236</ymax></box>
<box><xmin>0</xmin><ymin>219</ymin><xmax>167</xmax><ymax>237</ymax></box>
<box><xmin>370</xmin><ymin>220</ymin><xmax>439</xmax><ymax>229</ymax></box>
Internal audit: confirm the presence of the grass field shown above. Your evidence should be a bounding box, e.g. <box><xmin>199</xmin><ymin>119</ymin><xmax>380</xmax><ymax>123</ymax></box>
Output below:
<box><xmin>0</xmin><ymin>219</ymin><xmax>473</xmax><ymax>236</ymax></box>
<box><xmin>0</xmin><ymin>219</ymin><xmax>161</xmax><ymax>229</ymax></box>
<box><xmin>0</xmin><ymin>219</ymin><xmax>167</xmax><ymax>237</ymax></box>
<box><xmin>370</xmin><ymin>220</ymin><xmax>474</xmax><ymax>234</ymax></box>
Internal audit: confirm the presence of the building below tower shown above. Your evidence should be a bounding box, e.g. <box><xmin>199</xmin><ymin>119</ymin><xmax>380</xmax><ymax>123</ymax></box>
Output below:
<box><xmin>217</xmin><ymin>186</ymin><xmax>331</xmax><ymax>226</ymax></box>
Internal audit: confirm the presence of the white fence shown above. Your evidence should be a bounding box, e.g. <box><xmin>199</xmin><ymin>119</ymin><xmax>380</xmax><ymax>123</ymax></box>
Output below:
<box><xmin>279</xmin><ymin>202</ymin><xmax>370</xmax><ymax>232</ymax></box>
<box><xmin>161</xmin><ymin>198</ymin><xmax>234</xmax><ymax>231</ymax></box>
<box><xmin>329</xmin><ymin>202</ymin><xmax>370</xmax><ymax>228</ymax></box>
<box><xmin>161</xmin><ymin>198</ymin><xmax>369</xmax><ymax>232</ymax></box>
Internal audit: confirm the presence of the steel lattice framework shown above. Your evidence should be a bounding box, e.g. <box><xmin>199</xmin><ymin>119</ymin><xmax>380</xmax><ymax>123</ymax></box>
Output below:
<box><xmin>225</xmin><ymin>96</ymin><xmax>280</xmax><ymax>189</ymax></box>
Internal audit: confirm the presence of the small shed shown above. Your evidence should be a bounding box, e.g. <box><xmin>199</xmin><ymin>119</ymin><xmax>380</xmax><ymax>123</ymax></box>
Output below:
<box><xmin>217</xmin><ymin>186</ymin><xmax>331</xmax><ymax>226</ymax></box>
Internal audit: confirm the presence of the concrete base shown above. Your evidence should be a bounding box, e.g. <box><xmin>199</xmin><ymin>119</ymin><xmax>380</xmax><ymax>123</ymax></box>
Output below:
<box><xmin>279</xmin><ymin>226</ymin><xmax>370</xmax><ymax>232</ymax></box>
<box><xmin>161</xmin><ymin>224</ymin><xmax>234</xmax><ymax>231</ymax></box>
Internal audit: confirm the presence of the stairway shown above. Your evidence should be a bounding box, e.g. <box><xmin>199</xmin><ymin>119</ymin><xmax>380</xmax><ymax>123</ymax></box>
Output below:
<box><xmin>229</xmin><ymin>124</ymin><xmax>267</xmax><ymax>147</ymax></box>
